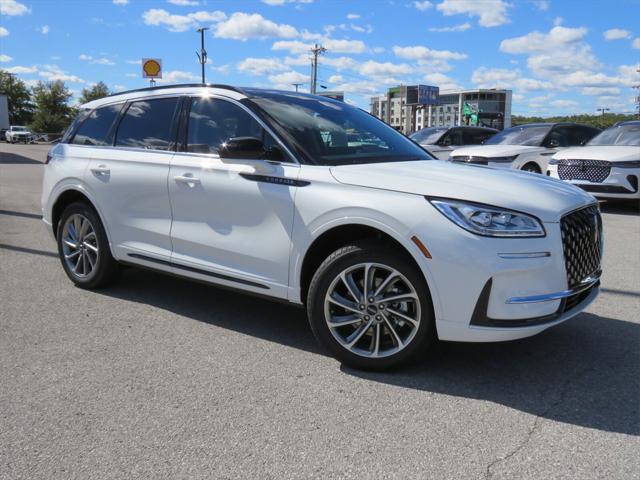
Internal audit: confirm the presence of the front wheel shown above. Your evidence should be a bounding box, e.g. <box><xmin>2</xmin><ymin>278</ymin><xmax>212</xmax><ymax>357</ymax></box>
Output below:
<box><xmin>521</xmin><ymin>162</ymin><xmax>541</xmax><ymax>173</ymax></box>
<box><xmin>56</xmin><ymin>202</ymin><xmax>120</xmax><ymax>289</ymax></box>
<box><xmin>307</xmin><ymin>241</ymin><xmax>434</xmax><ymax>370</ymax></box>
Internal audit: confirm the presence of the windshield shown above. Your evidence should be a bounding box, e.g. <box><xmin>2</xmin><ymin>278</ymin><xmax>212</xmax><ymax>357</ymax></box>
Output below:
<box><xmin>410</xmin><ymin>127</ymin><xmax>447</xmax><ymax>145</ymax></box>
<box><xmin>588</xmin><ymin>124</ymin><xmax>640</xmax><ymax>146</ymax></box>
<box><xmin>13</xmin><ymin>126</ymin><xmax>27</xmax><ymax>131</ymax></box>
<box><xmin>484</xmin><ymin>125</ymin><xmax>551</xmax><ymax>146</ymax></box>
<box><xmin>247</xmin><ymin>91</ymin><xmax>432</xmax><ymax>166</ymax></box>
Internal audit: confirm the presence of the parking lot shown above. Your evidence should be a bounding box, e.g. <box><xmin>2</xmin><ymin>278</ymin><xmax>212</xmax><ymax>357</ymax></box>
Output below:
<box><xmin>1</xmin><ymin>142</ymin><xmax>638</xmax><ymax>479</ymax></box>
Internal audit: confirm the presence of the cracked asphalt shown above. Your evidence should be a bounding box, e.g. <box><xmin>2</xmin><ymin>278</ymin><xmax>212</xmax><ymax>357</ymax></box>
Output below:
<box><xmin>1</xmin><ymin>143</ymin><xmax>639</xmax><ymax>479</ymax></box>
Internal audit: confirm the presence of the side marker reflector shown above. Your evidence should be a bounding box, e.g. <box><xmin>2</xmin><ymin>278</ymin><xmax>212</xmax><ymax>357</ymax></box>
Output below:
<box><xmin>411</xmin><ymin>236</ymin><xmax>432</xmax><ymax>259</ymax></box>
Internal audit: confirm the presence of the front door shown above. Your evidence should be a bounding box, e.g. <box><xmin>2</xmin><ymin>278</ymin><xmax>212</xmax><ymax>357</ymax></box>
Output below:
<box><xmin>168</xmin><ymin>96</ymin><xmax>300</xmax><ymax>296</ymax></box>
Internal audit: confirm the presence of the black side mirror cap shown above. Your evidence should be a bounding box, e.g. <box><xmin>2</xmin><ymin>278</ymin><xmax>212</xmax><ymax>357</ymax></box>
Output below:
<box><xmin>219</xmin><ymin>137</ymin><xmax>265</xmax><ymax>160</ymax></box>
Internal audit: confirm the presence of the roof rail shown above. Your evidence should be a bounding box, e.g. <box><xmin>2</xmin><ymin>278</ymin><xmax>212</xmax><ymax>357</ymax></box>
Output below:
<box><xmin>102</xmin><ymin>83</ymin><xmax>244</xmax><ymax>99</ymax></box>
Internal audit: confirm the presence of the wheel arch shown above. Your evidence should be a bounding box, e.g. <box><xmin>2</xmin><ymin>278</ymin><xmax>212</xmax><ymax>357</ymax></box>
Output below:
<box><xmin>298</xmin><ymin>221</ymin><xmax>435</xmax><ymax>311</ymax></box>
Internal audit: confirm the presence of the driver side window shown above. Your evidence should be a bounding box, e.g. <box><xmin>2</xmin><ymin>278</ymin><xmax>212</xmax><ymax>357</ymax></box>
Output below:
<box><xmin>187</xmin><ymin>97</ymin><xmax>274</xmax><ymax>154</ymax></box>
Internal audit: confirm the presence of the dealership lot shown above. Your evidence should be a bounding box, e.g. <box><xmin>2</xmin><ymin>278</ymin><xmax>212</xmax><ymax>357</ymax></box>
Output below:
<box><xmin>1</xmin><ymin>143</ymin><xmax>638</xmax><ymax>479</ymax></box>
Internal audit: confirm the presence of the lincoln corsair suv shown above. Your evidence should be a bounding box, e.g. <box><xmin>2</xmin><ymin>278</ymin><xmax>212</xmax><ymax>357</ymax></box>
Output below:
<box><xmin>42</xmin><ymin>85</ymin><xmax>603</xmax><ymax>369</ymax></box>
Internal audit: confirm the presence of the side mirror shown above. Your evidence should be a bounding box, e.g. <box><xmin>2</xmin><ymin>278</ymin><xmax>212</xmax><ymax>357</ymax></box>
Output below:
<box><xmin>547</xmin><ymin>138</ymin><xmax>560</xmax><ymax>148</ymax></box>
<box><xmin>218</xmin><ymin>137</ymin><xmax>265</xmax><ymax>160</ymax></box>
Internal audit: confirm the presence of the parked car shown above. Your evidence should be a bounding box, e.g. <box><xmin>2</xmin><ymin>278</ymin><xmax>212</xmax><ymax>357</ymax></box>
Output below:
<box><xmin>449</xmin><ymin>123</ymin><xmax>601</xmax><ymax>173</ymax></box>
<box><xmin>42</xmin><ymin>85</ymin><xmax>602</xmax><ymax>369</ymax></box>
<box><xmin>409</xmin><ymin>126</ymin><xmax>498</xmax><ymax>160</ymax></box>
<box><xmin>0</xmin><ymin>127</ymin><xmax>7</xmax><ymax>142</ymax></box>
<box><xmin>547</xmin><ymin>120</ymin><xmax>640</xmax><ymax>202</ymax></box>
<box><xmin>5</xmin><ymin>125</ymin><xmax>35</xmax><ymax>144</ymax></box>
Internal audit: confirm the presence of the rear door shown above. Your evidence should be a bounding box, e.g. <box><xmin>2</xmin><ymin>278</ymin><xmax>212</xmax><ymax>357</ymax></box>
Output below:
<box><xmin>83</xmin><ymin>96</ymin><xmax>180</xmax><ymax>261</ymax></box>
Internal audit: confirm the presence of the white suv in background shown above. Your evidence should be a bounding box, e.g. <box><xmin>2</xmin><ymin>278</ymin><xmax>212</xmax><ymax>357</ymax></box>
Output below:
<box><xmin>450</xmin><ymin>123</ymin><xmax>601</xmax><ymax>173</ymax></box>
<box><xmin>42</xmin><ymin>85</ymin><xmax>602</xmax><ymax>369</ymax></box>
<box><xmin>5</xmin><ymin>125</ymin><xmax>35</xmax><ymax>144</ymax></box>
<box><xmin>548</xmin><ymin>121</ymin><xmax>640</xmax><ymax>203</ymax></box>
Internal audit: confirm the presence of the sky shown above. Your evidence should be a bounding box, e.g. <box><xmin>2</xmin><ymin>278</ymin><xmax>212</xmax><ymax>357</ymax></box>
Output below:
<box><xmin>1</xmin><ymin>0</ymin><xmax>639</xmax><ymax>115</ymax></box>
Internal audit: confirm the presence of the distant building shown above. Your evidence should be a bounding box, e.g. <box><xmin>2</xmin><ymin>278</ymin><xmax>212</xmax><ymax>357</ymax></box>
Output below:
<box><xmin>370</xmin><ymin>86</ymin><xmax>512</xmax><ymax>134</ymax></box>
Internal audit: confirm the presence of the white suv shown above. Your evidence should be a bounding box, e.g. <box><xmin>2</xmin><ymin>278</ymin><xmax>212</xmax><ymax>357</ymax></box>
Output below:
<box><xmin>5</xmin><ymin>125</ymin><xmax>35</xmax><ymax>143</ymax></box>
<box><xmin>42</xmin><ymin>85</ymin><xmax>603</xmax><ymax>369</ymax></box>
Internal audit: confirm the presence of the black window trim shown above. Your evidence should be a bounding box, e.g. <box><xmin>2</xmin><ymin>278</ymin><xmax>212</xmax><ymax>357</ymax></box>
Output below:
<box><xmin>177</xmin><ymin>94</ymin><xmax>299</xmax><ymax>165</ymax></box>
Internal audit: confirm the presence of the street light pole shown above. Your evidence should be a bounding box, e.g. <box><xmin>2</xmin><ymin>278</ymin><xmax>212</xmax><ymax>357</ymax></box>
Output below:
<box><xmin>196</xmin><ymin>27</ymin><xmax>209</xmax><ymax>84</ymax></box>
<box><xmin>596</xmin><ymin>107</ymin><xmax>610</xmax><ymax>117</ymax></box>
<box><xmin>291</xmin><ymin>83</ymin><xmax>302</xmax><ymax>92</ymax></box>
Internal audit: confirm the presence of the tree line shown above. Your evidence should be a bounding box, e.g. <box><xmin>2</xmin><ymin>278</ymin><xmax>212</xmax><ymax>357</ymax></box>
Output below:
<box><xmin>512</xmin><ymin>113</ymin><xmax>636</xmax><ymax>130</ymax></box>
<box><xmin>0</xmin><ymin>70</ymin><xmax>110</xmax><ymax>134</ymax></box>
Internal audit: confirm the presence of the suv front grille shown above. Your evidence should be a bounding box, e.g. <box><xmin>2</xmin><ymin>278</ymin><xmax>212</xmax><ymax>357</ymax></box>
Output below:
<box><xmin>560</xmin><ymin>205</ymin><xmax>603</xmax><ymax>288</ymax></box>
<box><xmin>449</xmin><ymin>156</ymin><xmax>488</xmax><ymax>165</ymax></box>
<box><xmin>557</xmin><ymin>159</ymin><xmax>611</xmax><ymax>183</ymax></box>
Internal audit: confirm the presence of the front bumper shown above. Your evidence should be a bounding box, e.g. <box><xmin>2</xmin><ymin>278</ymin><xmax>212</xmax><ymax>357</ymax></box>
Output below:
<box><xmin>547</xmin><ymin>164</ymin><xmax>640</xmax><ymax>199</ymax></box>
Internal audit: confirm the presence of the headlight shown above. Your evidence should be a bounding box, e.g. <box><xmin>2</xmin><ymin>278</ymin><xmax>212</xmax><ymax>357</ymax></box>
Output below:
<box><xmin>428</xmin><ymin>198</ymin><xmax>545</xmax><ymax>237</ymax></box>
<box><xmin>611</xmin><ymin>160</ymin><xmax>640</xmax><ymax>168</ymax></box>
<box><xmin>548</xmin><ymin>159</ymin><xmax>560</xmax><ymax>165</ymax></box>
<box><xmin>487</xmin><ymin>155</ymin><xmax>518</xmax><ymax>163</ymax></box>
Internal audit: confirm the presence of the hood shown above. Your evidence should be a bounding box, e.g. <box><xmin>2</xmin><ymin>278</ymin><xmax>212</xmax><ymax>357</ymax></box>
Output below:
<box><xmin>552</xmin><ymin>145</ymin><xmax>640</xmax><ymax>162</ymax></box>
<box><xmin>451</xmin><ymin>145</ymin><xmax>546</xmax><ymax>158</ymax></box>
<box><xmin>330</xmin><ymin>161</ymin><xmax>595</xmax><ymax>223</ymax></box>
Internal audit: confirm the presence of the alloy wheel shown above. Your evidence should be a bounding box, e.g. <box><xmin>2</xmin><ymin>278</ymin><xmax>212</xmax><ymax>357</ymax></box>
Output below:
<box><xmin>61</xmin><ymin>214</ymin><xmax>99</xmax><ymax>278</ymax></box>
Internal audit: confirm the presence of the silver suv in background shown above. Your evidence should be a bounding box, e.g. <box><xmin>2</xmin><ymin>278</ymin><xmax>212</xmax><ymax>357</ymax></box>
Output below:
<box><xmin>410</xmin><ymin>126</ymin><xmax>497</xmax><ymax>160</ymax></box>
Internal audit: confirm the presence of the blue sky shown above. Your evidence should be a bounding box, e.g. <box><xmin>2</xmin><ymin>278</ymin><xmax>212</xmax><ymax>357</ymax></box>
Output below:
<box><xmin>1</xmin><ymin>0</ymin><xmax>639</xmax><ymax>115</ymax></box>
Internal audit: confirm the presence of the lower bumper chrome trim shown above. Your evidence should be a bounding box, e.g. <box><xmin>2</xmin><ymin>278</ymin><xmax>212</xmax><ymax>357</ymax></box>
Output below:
<box><xmin>506</xmin><ymin>271</ymin><xmax>601</xmax><ymax>304</ymax></box>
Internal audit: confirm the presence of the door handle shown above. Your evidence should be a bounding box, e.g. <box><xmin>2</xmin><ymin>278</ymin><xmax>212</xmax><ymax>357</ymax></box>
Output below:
<box><xmin>174</xmin><ymin>174</ymin><xmax>201</xmax><ymax>186</ymax></box>
<box><xmin>90</xmin><ymin>165</ymin><xmax>110</xmax><ymax>176</ymax></box>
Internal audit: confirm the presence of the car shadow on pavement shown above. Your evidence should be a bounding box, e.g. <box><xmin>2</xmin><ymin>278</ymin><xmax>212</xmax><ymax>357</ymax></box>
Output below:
<box><xmin>600</xmin><ymin>199</ymin><xmax>639</xmax><ymax>216</ymax></box>
<box><xmin>0</xmin><ymin>151</ymin><xmax>44</xmax><ymax>164</ymax></box>
<box><xmin>100</xmin><ymin>267</ymin><xmax>640</xmax><ymax>437</ymax></box>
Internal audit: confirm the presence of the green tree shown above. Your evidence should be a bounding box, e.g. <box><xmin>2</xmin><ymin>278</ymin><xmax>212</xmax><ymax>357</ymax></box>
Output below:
<box><xmin>79</xmin><ymin>81</ymin><xmax>110</xmax><ymax>104</ymax></box>
<box><xmin>30</xmin><ymin>80</ymin><xmax>73</xmax><ymax>133</ymax></box>
<box><xmin>512</xmin><ymin>113</ymin><xmax>635</xmax><ymax>130</ymax></box>
<box><xmin>0</xmin><ymin>70</ymin><xmax>34</xmax><ymax>124</ymax></box>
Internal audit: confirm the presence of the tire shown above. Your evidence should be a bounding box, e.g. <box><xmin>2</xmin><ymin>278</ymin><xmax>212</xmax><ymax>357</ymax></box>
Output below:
<box><xmin>307</xmin><ymin>240</ymin><xmax>435</xmax><ymax>370</ymax></box>
<box><xmin>56</xmin><ymin>202</ymin><xmax>120</xmax><ymax>289</ymax></box>
<box><xmin>521</xmin><ymin>162</ymin><xmax>541</xmax><ymax>174</ymax></box>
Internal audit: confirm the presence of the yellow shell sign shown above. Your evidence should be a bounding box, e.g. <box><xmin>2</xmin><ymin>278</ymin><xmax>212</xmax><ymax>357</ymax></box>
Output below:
<box><xmin>142</xmin><ymin>58</ymin><xmax>162</xmax><ymax>79</ymax></box>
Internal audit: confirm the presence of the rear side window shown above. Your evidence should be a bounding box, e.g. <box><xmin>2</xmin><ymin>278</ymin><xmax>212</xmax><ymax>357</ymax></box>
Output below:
<box><xmin>115</xmin><ymin>98</ymin><xmax>179</xmax><ymax>150</ymax></box>
<box><xmin>186</xmin><ymin>97</ymin><xmax>269</xmax><ymax>154</ymax></box>
<box><xmin>463</xmin><ymin>129</ymin><xmax>495</xmax><ymax>145</ymax></box>
<box><xmin>61</xmin><ymin>110</ymin><xmax>90</xmax><ymax>144</ymax></box>
<box><xmin>71</xmin><ymin>104</ymin><xmax>122</xmax><ymax>146</ymax></box>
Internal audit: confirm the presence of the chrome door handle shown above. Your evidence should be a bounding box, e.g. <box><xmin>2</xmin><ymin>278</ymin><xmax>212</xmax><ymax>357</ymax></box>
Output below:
<box><xmin>174</xmin><ymin>174</ymin><xmax>201</xmax><ymax>186</ymax></box>
<box><xmin>90</xmin><ymin>165</ymin><xmax>110</xmax><ymax>176</ymax></box>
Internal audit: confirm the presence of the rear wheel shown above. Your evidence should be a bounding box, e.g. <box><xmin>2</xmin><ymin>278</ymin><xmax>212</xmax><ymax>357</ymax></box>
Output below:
<box><xmin>307</xmin><ymin>241</ymin><xmax>434</xmax><ymax>370</ymax></box>
<box><xmin>56</xmin><ymin>202</ymin><xmax>120</xmax><ymax>289</ymax></box>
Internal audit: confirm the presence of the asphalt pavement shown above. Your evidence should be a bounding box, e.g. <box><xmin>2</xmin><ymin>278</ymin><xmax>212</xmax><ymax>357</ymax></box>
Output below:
<box><xmin>1</xmin><ymin>142</ymin><xmax>639</xmax><ymax>479</ymax></box>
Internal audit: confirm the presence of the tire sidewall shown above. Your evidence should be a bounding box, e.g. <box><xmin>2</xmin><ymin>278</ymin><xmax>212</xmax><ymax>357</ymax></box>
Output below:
<box><xmin>307</xmin><ymin>243</ymin><xmax>434</xmax><ymax>370</ymax></box>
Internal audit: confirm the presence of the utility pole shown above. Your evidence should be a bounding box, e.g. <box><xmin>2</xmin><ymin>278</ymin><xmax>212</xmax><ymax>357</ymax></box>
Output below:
<box><xmin>291</xmin><ymin>83</ymin><xmax>302</xmax><ymax>92</ymax></box>
<box><xmin>633</xmin><ymin>65</ymin><xmax>640</xmax><ymax>119</ymax></box>
<box><xmin>196</xmin><ymin>27</ymin><xmax>209</xmax><ymax>84</ymax></box>
<box><xmin>596</xmin><ymin>107</ymin><xmax>610</xmax><ymax>117</ymax></box>
<box><xmin>309</xmin><ymin>44</ymin><xmax>326</xmax><ymax>94</ymax></box>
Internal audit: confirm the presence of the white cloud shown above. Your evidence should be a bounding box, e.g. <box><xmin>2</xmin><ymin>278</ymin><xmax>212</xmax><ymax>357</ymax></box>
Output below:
<box><xmin>392</xmin><ymin>45</ymin><xmax>467</xmax><ymax>60</ymax></box>
<box><xmin>158</xmin><ymin>70</ymin><xmax>199</xmax><ymax>83</ymax></box>
<box><xmin>268</xmin><ymin>70</ymin><xmax>308</xmax><ymax>87</ymax></box>
<box><xmin>633</xmin><ymin>38</ymin><xmax>640</xmax><ymax>49</ymax></box>
<box><xmin>360</xmin><ymin>60</ymin><xmax>413</xmax><ymax>77</ymax></box>
<box><xmin>423</xmin><ymin>72</ymin><xmax>463</xmax><ymax>90</ymax></box>
<box><xmin>350</xmin><ymin>23</ymin><xmax>373</xmax><ymax>34</ymax></box>
<box><xmin>0</xmin><ymin>54</ymin><xmax>12</xmax><ymax>62</ymax></box>
<box><xmin>272</xmin><ymin>40</ymin><xmax>311</xmax><ymax>54</ymax></box>
<box><xmin>125</xmin><ymin>73</ymin><xmax>138</xmax><ymax>78</ymax></box>
<box><xmin>0</xmin><ymin>0</ymin><xmax>30</xmax><ymax>16</ymax></box>
<box><xmin>79</xmin><ymin>54</ymin><xmax>115</xmax><ymax>66</ymax></box>
<box><xmin>0</xmin><ymin>26</ymin><xmax>8</xmax><ymax>37</ymax></box>
<box><xmin>40</xmin><ymin>25</ymin><xmax>49</xmax><ymax>34</ymax></box>
<box><xmin>328</xmin><ymin>74</ymin><xmax>343</xmax><ymax>83</ymax></box>
<box><xmin>603</xmin><ymin>28</ymin><xmax>632</xmax><ymax>40</ymax></box>
<box><xmin>113</xmin><ymin>0</ymin><xmax>128</xmax><ymax>4</ymax></box>
<box><xmin>168</xmin><ymin>0</ymin><xmax>199</xmax><ymax>5</ymax></box>
<box><xmin>79</xmin><ymin>54</ymin><xmax>92</xmax><ymax>61</ymax></box>
<box><xmin>319</xmin><ymin>56</ymin><xmax>358</xmax><ymax>70</ymax></box>
<box><xmin>436</xmin><ymin>0</ymin><xmax>509</xmax><ymax>27</ymax></box>
<box><xmin>533</xmin><ymin>0</ymin><xmax>549</xmax><ymax>11</ymax></box>
<box><xmin>414</xmin><ymin>1</ymin><xmax>432</xmax><ymax>11</ymax></box>
<box><xmin>39</xmin><ymin>65</ymin><xmax>85</xmax><ymax>83</ymax></box>
<box><xmin>346</xmin><ymin>13</ymin><xmax>360</xmax><ymax>20</ymax></box>
<box><xmin>126</xmin><ymin>59</ymin><xmax>141</xmax><ymax>65</ymax></box>
<box><xmin>472</xmin><ymin>67</ymin><xmax>552</xmax><ymax>91</ymax></box>
<box><xmin>211</xmin><ymin>64</ymin><xmax>230</xmax><ymax>75</ymax></box>
<box><xmin>238</xmin><ymin>57</ymin><xmax>288</xmax><ymax>75</ymax></box>
<box><xmin>550</xmin><ymin>99</ymin><xmax>578</xmax><ymax>109</ymax></box>
<box><xmin>428</xmin><ymin>23</ymin><xmax>471</xmax><ymax>32</ymax></box>
<box><xmin>5</xmin><ymin>65</ymin><xmax>37</xmax><ymax>74</ymax></box>
<box><xmin>581</xmin><ymin>87</ymin><xmax>621</xmax><ymax>96</ymax></box>
<box><xmin>142</xmin><ymin>9</ymin><xmax>226</xmax><ymax>32</ymax></box>
<box><xmin>214</xmin><ymin>12</ymin><xmax>298</xmax><ymax>40</ymax></box>
<box><xmin>324</xmin><ymin>38</ymin><xmax>366</xmax><ymax>54</ymax></box>
<box><xmin>500</xmin><ymin>26</ymin><xmax>588</xmax><ymax>54</ymax></box>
